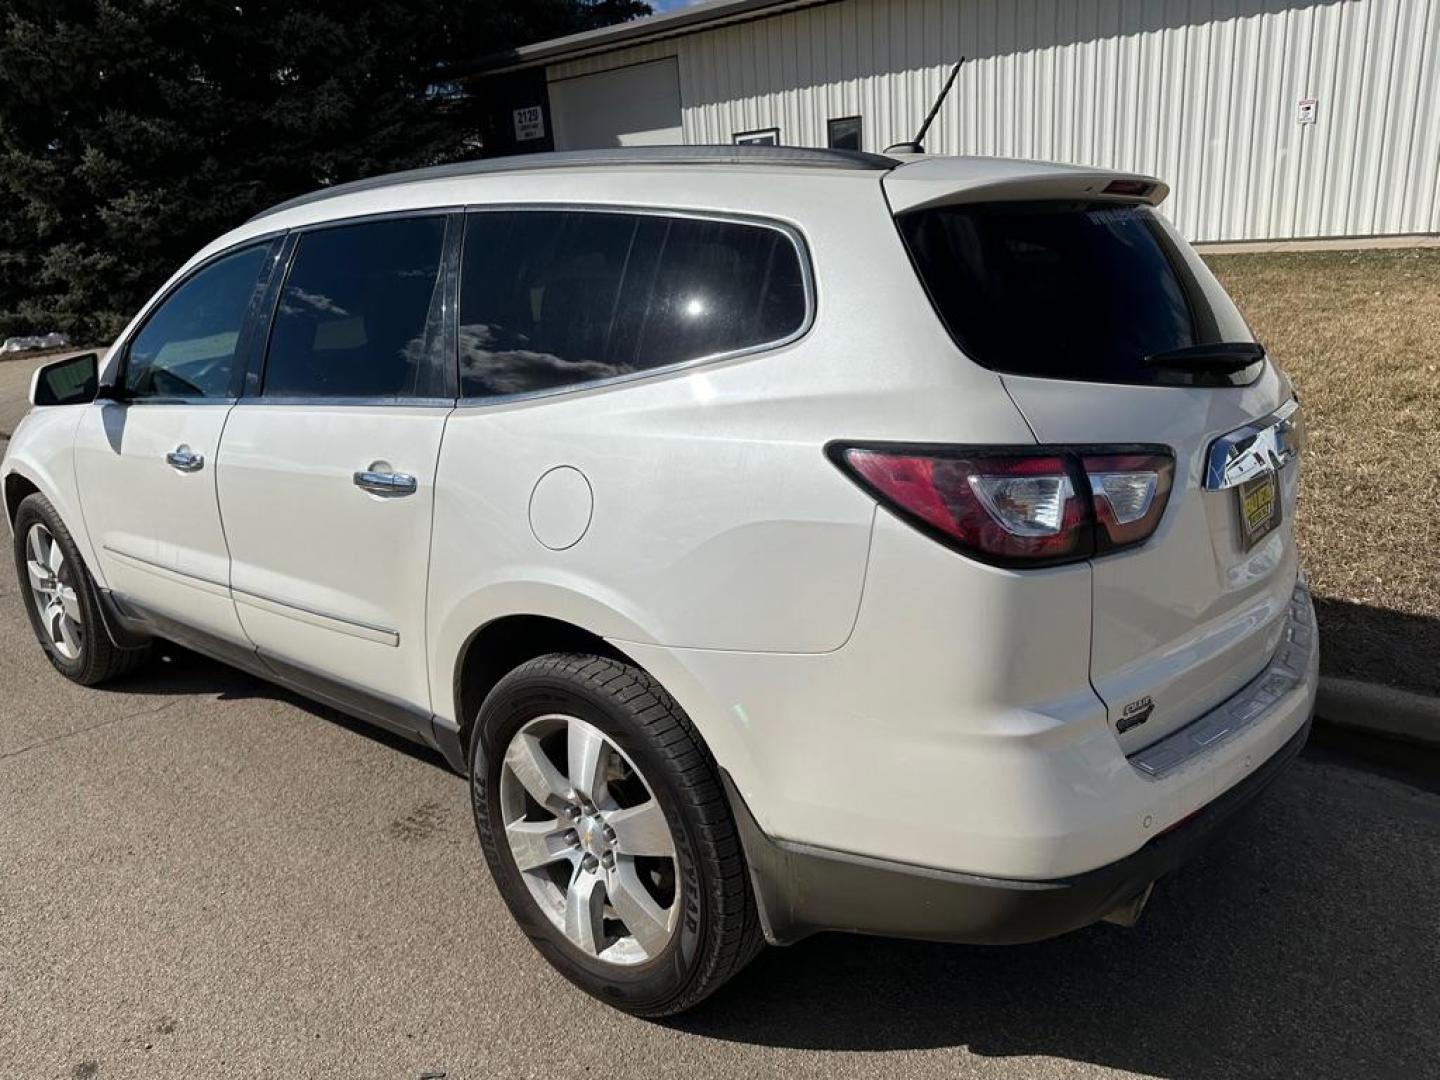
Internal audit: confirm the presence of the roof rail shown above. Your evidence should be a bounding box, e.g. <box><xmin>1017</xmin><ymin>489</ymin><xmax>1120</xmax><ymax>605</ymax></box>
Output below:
<box><xmin>250</xmin><ymin>145</ymin><xmax>902</xmax><ymax>222</ymax></box>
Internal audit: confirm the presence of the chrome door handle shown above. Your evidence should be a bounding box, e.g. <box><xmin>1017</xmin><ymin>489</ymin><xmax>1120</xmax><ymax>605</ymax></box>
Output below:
<box><xmin>166</xmin><ymin>447</ymin><xmax>204</xmax><ymax>473</ymax></box>
<box><xmin>353</xmin><ymin>468</ymin><xmax>418</xmax><ymax>497</ymax></box>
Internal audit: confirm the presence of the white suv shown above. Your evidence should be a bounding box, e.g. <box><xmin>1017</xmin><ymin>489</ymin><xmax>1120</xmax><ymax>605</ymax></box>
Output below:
<box><xmin>3</xmin><ymin>146</ymin><xmax>1316</xmax><ymax>1016</ymax></box>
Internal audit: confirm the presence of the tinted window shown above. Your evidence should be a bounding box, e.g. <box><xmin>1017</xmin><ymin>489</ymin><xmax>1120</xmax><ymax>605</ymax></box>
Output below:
<box><xmin>264</xmin><ymin>216</ymin><xmax>447</xmax><ymax>399</ymax></box>
<box><xmin>459</xmin><ymin>210</ymin><xmax>806</xmax><ymax>398</ymax></box>
<box><xmin>899</xmin><ymin>202</ymin><xmax>1222</xmax><ymax>386</ymax></box>
<box><xmin>126</xmin><ymin>244</ymin><xmax>269</xmax><ymax>399</ymax></box>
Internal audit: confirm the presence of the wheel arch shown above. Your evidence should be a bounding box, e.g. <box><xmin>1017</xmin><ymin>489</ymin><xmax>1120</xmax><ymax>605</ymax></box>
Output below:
<box><xmin>3</xmin><ymin>469</ymin><xmax>40</xmax><ymax>529</ymax></box>
<box><xmin>3</xmin><ymin>457</ymin><xmax>103</xmax><ymax>586</ymax></box>
<box><xmin>444</xmin><ymin>608</ymin><xmax>752</xmax><ymax>798</ymax></box>
<box><xmin>452</xmin><ymin>612</ymin><xmax>633</xmax><ymax>761</ymax></box>
<box><xmin>2</xmin><ymin>407</ymin><xmax>102</xmax><ymax>585</ymax></box>
<box><xmin>433</xmin><ymin>582</ymin><xmax>753</xmax><ymax>794</ymax></box>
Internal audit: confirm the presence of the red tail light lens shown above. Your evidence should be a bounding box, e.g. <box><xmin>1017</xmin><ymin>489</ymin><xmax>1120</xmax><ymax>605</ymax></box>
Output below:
<box><xmin>1083</xmin><ymin>452</ymin><xmax>1174</xmax><ymax>553</ymax></box>
<box><xmin>830</xmin><ymin>444</ymin><xmax>1173</xmax><ymax>568</ymax></box>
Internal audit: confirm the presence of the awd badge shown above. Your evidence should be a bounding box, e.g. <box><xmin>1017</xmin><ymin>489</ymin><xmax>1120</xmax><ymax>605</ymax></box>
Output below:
<box><xmin>1118</xmin><ymin>695</ymin><xmax>1155</xmax><ymax>734</ymax></box>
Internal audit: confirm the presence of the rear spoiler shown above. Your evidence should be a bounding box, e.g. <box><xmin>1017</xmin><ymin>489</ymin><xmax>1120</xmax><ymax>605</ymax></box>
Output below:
<box><xmin>882</xmin><ymin>156</ymin><xmax>1169</xmax><ymax>214</ymax></box>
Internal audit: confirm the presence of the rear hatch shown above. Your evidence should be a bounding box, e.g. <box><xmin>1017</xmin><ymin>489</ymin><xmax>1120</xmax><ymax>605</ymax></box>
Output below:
<box><xmin>886</xmin><ymin>159</ymin><xmax>1302</xmax><ymax>753</ymax></box>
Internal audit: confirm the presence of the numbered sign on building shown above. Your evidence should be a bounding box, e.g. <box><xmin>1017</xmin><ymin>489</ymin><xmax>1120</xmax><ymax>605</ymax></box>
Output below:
<box><xmin>513</xmin><ymin>106</ymin><xmax>546</xmax><ymax>142</ymax></box>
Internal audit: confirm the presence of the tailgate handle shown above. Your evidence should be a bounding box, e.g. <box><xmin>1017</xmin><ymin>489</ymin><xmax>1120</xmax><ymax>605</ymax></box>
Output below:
<box><xmin>1204</xmin><ymin>399</ymin><xmax>1303</xmax><ymax>491</ymax></box>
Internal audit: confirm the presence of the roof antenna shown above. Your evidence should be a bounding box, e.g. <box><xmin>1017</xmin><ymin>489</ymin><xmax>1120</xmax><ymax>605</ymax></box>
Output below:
<box><xmin>886</xmin><ymin>57</ymin><xmax>966</xmax><ymax>155</ymax></box>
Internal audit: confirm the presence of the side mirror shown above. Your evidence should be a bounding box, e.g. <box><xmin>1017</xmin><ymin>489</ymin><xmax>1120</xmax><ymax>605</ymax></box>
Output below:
<box><xmin>30</xmin><ymin>351</ymin><xmax>100</xmax><ymax>407</ymax></box>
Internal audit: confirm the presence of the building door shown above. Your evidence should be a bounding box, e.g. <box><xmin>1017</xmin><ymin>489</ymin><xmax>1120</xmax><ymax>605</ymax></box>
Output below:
<box><xmin>548</xmin><ymin>58</ymin><xmax>683</xmax><ymax>150</ymax></box>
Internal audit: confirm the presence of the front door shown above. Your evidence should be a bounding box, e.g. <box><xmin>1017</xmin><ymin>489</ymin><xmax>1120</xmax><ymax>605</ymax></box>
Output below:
<box><xmin>73</xmin><ymin>241</ymin><xmax>276</xmax><ymax>651</ymax></box>
<box><xmin>216</xmin><ymin>213</ymin><xmax>455</xmax><ymax>727</ymax></box>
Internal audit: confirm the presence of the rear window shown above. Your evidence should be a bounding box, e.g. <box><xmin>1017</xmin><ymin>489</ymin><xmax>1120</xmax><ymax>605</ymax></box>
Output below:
<box><xmin>898</xmin><ymin>201</ymin><xmax>1234</xmax><ymax>386</ymax></box>
<box><xmin>264</xmin><ymin>216</ymin><xmax>448</xmax><ymax>400</ymax></box>
<box><xmin>458</xmin><ymin>209</ymin><xmax>808</xmax><ymax>399</ymax></box>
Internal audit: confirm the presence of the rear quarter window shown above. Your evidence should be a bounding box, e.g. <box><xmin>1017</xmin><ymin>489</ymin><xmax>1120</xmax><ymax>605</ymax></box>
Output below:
<box><xmin>898</xmin><ymin>201</ymin><xmax>1248</xmax><ymax>386</ymax></box>
<box><xmin>458</xmin><ymin>209</ymin><xmax>808</xmax><ymax>399</ymax></box>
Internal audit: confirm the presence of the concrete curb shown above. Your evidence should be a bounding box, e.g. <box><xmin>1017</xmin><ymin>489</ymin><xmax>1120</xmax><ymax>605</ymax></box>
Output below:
<box><xmin>1197</xmin><ymin>233</ymin><xmax>1440</xmax><ymax>254</ymax></box>
<box><xmin>1315</xmin><ymin>676</ymin><xmax>1440</xmax><ymax>749</ymax></box>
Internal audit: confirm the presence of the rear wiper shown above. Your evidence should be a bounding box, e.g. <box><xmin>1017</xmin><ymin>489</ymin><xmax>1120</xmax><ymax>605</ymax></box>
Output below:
<box><xmin>1144</xmin><ymin>342</ymin><xmax>1266</xmax><ymax>372</ymax></box>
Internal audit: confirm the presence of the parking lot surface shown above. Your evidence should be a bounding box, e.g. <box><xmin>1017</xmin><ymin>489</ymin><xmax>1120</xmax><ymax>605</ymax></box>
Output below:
<box><xmin>0</xmin><ymin>349</ymin><xmax>49</xmax><ymax>441</ymax></box>
<box><xmin>2</xmin><ymin>352</ymin><xmax>1438</xmax><ymax>1079</ymax></box>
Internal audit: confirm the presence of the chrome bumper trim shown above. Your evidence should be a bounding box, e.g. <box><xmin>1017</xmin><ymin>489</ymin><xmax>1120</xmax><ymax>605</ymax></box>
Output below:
<box><xmin>1129</xmin><ymin>577</ymin><xmax>1315</xmax><ymax>779</ymax></box>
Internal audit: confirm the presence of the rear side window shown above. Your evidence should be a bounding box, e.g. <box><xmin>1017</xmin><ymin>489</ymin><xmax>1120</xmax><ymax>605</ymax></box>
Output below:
<box><xmin>458</xmin><ymin>209</ymin><xmax>807</xmax><ymax>399</ymax></box>
<box><xmin>898</xmin><ymin>202</ymin><xmax>1236</xmax><ymax>386</ymax></box>
<box><xmin>264</xmin><ymin>216</ymin><xmax>448</xmax><ymax>399</ymax></box>
<box><xmin>126</xmin><ymin>243</ymin><xmax>270</xmax><ymax>400</ymax></box>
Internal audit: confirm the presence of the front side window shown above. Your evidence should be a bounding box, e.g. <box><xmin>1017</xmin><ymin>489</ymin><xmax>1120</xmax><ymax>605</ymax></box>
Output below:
<box><xmin>264</xmin><ymin>216</ymin><xmax>448</xmax><ymax>399</ymax></box>
<box><xmin>125</xmin><ymin>244</ymin><xmax>270</xmax><ymax>399</ymax></box>
<box><xmin>458</xmin><ymin>209</ymin><xmax>807</xmax><ymax>399</ymax></box>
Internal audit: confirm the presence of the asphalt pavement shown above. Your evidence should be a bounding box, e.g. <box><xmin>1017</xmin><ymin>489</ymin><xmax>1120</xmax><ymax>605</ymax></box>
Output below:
<box><xmin>1</xmin><ymin>350</ymin><xmax>1437</xmax><ymax>1079</ymax></box>
<box><xmin>0</xmin><ymin>348</ymin><xmax>54</xmax><ymax>442</ymax></box>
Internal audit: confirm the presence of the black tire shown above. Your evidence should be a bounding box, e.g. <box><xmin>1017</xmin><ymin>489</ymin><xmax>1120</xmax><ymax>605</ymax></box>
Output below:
<box><xmin>469</xmin><ymin>653</ymin><xmax>763</xmax><ymax>1017</ymax></box>
<box><xmin>12</xmin><ymin>493</ymin><xmax>151</xmax><ymax>685</ymax></box>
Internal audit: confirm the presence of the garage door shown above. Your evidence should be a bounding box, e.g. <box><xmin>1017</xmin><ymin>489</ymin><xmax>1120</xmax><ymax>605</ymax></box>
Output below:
<box><xmin>548</xmin><ymin>59</ymin><xmax>683</xmax><ymax>150</ymax></box>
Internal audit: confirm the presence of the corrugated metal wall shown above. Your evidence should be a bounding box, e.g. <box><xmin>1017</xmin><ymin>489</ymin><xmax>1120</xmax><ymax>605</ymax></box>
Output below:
<box><xmin>546</xmin><ymin>0</ymin><xmax>1440</xmax><ymax>242</ymax></box>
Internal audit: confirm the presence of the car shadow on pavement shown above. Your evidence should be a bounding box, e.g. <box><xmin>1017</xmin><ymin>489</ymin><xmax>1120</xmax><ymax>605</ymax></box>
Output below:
<box><xmin>677</xmin><ymin>759</ymin><xmax>1439</xmax><ymax>1078</ymax></box>
<box><xmin>103</xmin><ymin>642</ymin><xmax>456</xmax><ymax>773</ymax></box>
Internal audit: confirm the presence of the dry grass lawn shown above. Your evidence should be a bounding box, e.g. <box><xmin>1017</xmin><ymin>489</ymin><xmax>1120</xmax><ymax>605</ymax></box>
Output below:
<box><xmin>1206</xmin><ymin>248</ymin><xmax>1440</xmax><ymax>694</ymax></box>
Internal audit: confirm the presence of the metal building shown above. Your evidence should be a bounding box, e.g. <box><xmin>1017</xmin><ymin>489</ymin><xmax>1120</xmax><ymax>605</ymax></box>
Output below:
<box><xmin>471</xmin><ymin>0</ymin><xmax>1439</xmax><ymax>244</ymax></box>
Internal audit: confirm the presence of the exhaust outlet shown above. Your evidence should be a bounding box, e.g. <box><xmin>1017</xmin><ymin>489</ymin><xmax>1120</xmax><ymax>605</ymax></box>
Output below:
<box><xmin>1101</xmin><ymin>882</ymin><xmax>1154</xmax><ymax>928</ymax></box>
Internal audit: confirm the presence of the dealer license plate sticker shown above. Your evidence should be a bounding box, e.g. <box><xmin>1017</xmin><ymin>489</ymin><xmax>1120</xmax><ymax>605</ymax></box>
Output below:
<box><xmin>1237</xmin><ymin>471</ymin><xmax>1280</xmax><ymax>549</ymax></box>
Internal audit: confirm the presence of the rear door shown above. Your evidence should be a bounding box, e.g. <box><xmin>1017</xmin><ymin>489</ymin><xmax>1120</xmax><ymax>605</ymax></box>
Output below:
<box><xmin>891</xmin><ymin>185</ymin><xmax>1301</xmax><ymax>751</ymax></box>
<box><xmin>216</xmin><ymin>212</ymin><xmax>455</xmax><ymax>729</ymax></box>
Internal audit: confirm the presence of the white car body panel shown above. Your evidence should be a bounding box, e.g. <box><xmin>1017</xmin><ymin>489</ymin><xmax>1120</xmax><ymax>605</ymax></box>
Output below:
<box><xmin>72</xmin><ymin>401</ymin><xmax>247</xmax><ymax>644</ymax></box>
<box><xmin>1</xmin><ymin>407</ymin><xmax>96</xmax><ymax>570</ymax></box>
<box><xmin>880</xmin><ymin>153</ymin><xmax>1169</xmax><ymax>213</ymax></box>
<box><xmin>217</xmin><ymin>403</ymin><xmax>448</xmax><ymax>712</ymax></box>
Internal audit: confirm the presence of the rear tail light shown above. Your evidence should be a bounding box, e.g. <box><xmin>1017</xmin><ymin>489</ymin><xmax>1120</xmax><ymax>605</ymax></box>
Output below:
<box><xmin>829</xmin><ymin>443</ymin><xmax>1174</xmax><ymax>568</ymax></box>
<box><xmin>1083</xmin><ymin>452</ymin><xmax>1173</xmax><ymax>553</ymax></box>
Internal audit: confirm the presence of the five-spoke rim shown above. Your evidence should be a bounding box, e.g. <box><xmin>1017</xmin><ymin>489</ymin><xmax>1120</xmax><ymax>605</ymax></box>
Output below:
<box><xmin>24</xmin><ymin>523</ymin><xmax>83</xmax><ymax>661</ymax></box>
<box><xmin>499</xmin><ymin>713</ymin><xmax>679</xmax><ymax>966</ymax></box>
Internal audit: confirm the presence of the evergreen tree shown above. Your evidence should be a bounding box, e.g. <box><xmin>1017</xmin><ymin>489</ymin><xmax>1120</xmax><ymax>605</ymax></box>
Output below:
<box><xmin>0</xmin><ymin>0</ymin><xmax>648</xmax><ymax>340</ymax></box>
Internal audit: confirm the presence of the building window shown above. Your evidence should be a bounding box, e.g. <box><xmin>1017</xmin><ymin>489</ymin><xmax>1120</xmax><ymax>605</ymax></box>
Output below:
<box><xmin>733</xmin><ymin>127</ymin><xmax>779</xmax><ymax>147</ymax></box>
<box><xmin>827</xmin><ymin>116</ymin><xmax>863</xmax><ymax>152</ymax></box>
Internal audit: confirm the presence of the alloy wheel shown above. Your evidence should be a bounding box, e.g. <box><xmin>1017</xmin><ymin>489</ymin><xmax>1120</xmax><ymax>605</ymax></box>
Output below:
<box><xmin>499</xmin><ymin>713</ymin><xmax>680</xmax><ymax>966</ymax></box>
<box><xmin>24</xmin><ymin>523</ymin><xmax>84</xmax><ymax>661</ymax></box>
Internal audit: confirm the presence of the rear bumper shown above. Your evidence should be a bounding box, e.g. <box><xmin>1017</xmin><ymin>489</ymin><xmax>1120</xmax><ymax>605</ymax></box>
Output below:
<box><xmin>721</xmin><ymin>576</ymin><xmax>1318</xmax><ymax>944</ymax></box>
<box><xmin>728</xmin><ymin>716</ymin><xmax>1311</xmax><ymax>946</ymax></box>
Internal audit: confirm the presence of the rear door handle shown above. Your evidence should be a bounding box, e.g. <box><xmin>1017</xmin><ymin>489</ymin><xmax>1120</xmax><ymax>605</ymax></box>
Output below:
<box><xmin>166</xmin><ymin>447</ymin><xmax>204</xmax><ymax>473</ymax></box>
<box><xmin>353</xmin><ymin>467</ymin><xmax>418</xmax><ymax>497</ymax></box>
